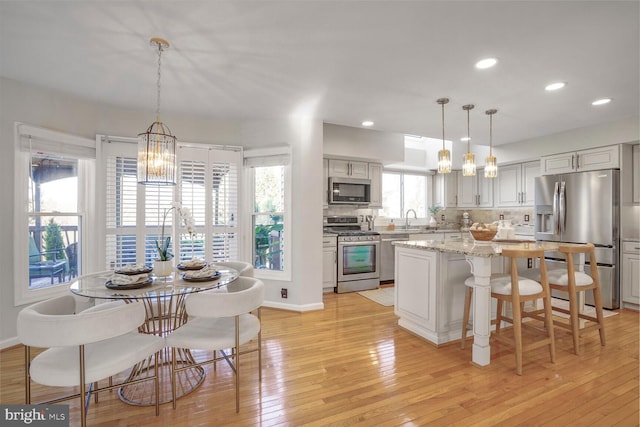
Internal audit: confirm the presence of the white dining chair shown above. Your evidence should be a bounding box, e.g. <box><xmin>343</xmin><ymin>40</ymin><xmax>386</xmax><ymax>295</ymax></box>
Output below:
<box><xmin>18</xmin><ymin>294</ymin><xmax>166</xmax><ymax>427</ymax></box>
<box><xmin>166</xmin><ymin>276</ymin><xmax>264</xmax><ymax>412</ymax></box>
<box><xmin>214</xmin><ymin>260</ymin><xmax>254</xmax><ymax>277</ymax></box>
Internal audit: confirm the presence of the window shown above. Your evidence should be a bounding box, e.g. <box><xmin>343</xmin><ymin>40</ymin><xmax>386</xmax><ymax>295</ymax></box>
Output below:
<box><xmin>381</xmin><ymin>171</ymin><xmax>429</xmax><ymax>218</ymax></box>
<box><xmin>245</xmin><ymin>148</ymin><xmax>291</xmax><ymax>280</ymax></box>
<box><xmin>102</xmin><ymin>138</ymin><xmax>242</xmax><ymax>269</ymax></box>
<box><xmin>14</xmin><ymin>123</ymin><xmax>94</xmax><ymax>305</ymax></box>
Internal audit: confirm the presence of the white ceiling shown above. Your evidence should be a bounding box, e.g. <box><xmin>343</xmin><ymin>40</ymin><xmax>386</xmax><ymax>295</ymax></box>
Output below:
<box><xmin>1</xmin><ymin>1</ymin><xmax>638</xmax><ymax>146</ymax></box>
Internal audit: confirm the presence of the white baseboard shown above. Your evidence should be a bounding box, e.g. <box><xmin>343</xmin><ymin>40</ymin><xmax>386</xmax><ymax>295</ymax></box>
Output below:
<box><xmin>262</xmin><ymin>301</ymin><xmax>324</xmax><ymax>312</ymax></box>
<box><xmin>1</xmin><ymin>336</ymin><xmax>20</xmax><ymax>350</ymax></box>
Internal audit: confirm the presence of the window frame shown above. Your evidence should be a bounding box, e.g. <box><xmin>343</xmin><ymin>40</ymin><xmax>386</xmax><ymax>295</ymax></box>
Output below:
<box><xmin>13</xmin><ymin>123</ymin><xmax>95</xmax><ymax>306</ymax></box>
<box><xmin>244</xmin><ymin>147</ymin><xmax>291</xmax><ymax>282</ymax></box>
<box><xmin>381</xmin><ymin>169</ymin><xmax>433</xmax><ymax>219</ymax></box>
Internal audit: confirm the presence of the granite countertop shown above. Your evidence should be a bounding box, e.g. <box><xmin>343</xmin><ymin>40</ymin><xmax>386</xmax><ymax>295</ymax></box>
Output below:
<box><xmin>378</xmin><ymin>228</ymin><xmax>461</xmax><ymax>235</ymax></box>
<box><xmin>393</xmin><ymin>239</ymin><xmax>559</xmax><ymax>257</ymax></box>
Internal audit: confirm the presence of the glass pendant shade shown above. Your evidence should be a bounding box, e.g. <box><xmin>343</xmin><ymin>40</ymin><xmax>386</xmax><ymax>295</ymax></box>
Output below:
<box><xmin>484</xmin><ymin>155</ymin><xmax>498</xmax><ymax>178</ymax></box>
<box><xmin>462</xmin><ymin>152</ymin><xmax>476</xmax><ymax>176</ymax></box>
<box><xmin>137</xmin><ymin>121</ymin><xmax>177</xmax><ymax>185</ymax></box>
<box><xmin>436</xmin><ymin>97</ymin><xmax>451</xmax><ymax>174</ymax></box>
<box><xmin>462</xmin><ymin>104</ymin><xmax>476</xmax><ymax>176</ymax></box>
<box><xmin>484</xmin><ymin>108</ymin><xmax>498</xmax><ymax>178</ymax></box>
<box><xmin>438</xmin><ymin>149</ymin><xmax>451</xmax><ymax>174</ymax></box>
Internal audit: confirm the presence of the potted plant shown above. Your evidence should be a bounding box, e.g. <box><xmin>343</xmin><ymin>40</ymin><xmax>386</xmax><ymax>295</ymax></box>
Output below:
<box><xmin>428</xmin><ymin>205</ymin><xmax>442</xmax><ymax>227</ymax></box>
<box><xmin>154</xmin><ymin>203</ymin><xmax>195</xmax><ymax>277</ymax></box>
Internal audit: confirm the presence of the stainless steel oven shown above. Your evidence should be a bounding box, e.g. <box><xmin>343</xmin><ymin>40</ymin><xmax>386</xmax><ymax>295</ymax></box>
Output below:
<box><xmin>324</xmin><ymin>216</ymin><xmax>381</xmax><ymax>293</ymax></box>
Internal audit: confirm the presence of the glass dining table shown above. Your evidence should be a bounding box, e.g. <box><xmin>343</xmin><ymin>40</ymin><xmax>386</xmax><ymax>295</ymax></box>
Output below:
<box><xmin>69</xmin><ymin>265</ymin><xmax>239</xmax><ymax>406</ymax></box>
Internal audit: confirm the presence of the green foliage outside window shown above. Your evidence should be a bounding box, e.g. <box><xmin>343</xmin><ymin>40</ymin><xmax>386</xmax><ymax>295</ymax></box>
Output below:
<box><xmin>44</xmin><ymin>218</ymin><xmax>65</xmax><ymax>261</ymax></box>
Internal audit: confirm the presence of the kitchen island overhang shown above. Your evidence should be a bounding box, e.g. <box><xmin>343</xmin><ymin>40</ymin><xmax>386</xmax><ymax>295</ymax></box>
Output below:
<box><xmin>392</xmin><ymin>239</ymin><xmax>557</xmax><ymax>367</ymax></box>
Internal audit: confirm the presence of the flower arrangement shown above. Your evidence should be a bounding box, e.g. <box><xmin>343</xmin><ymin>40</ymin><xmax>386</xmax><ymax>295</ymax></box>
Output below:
<box><xmin>156</xmin><ymin>203</ymin><xmax>195</xmax><ymax>261</ymax></box>
<box><xmin>428</xmin><ymin>204</ymin><xmax>442</xmax><ymax>216</ymax></box>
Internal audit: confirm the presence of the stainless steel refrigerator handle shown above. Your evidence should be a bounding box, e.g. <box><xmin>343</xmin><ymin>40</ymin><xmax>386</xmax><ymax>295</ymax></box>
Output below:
<box><xmin>559</xmin><ymin>181</ymin><xmax>566</xmax><ymax>234</ymax></box>
<box><xmin>553</xmin><ymin>181</ymin><xmax>560</xmax><ymax>234</ymax></box>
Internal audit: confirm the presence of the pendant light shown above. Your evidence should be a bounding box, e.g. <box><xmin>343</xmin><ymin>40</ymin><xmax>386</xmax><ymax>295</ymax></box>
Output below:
<box><xmin>137</xmin><ymin>37</ymin><xmax>177</xmax><ymax>186</ymax></box>
<box><xmin>436</xmin><ymin>98</ymin><xmax>451</xmax><ymax>174</ymax></box>
<box><xmin>484</xmin><ymin>109</ymin><xmax>498</xmax><ymax>178</ymax></box>
<box><xmin>462</xmin><ymin>104</ymin><xmax>476</xmax><ymax>177</ymax></box>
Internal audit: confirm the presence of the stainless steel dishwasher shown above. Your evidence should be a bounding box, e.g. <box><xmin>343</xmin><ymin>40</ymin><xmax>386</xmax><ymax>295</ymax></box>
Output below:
<box><xmin>380</xmin><ymin>234</ymin><xmax>409</xmax><ymax>282</ymax></box>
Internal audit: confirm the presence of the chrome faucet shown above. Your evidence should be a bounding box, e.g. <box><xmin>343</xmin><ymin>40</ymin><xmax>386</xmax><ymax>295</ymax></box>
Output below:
<box><xmin>405</xmin><ymin>209</ymin><xmax>417</xmax><ymax>230</ymax></box>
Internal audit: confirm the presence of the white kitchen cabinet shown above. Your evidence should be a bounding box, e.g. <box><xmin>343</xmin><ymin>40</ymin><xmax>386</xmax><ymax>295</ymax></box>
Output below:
<box><xmin>322</xmin><ymin>235</ymin><xmax>337</xmax><ymax>291</ymax></box>
<box><xmin>494</xmin><ymin>161</ymin><xmax>540</xmax><ymax>207</ymax></box>
<box><xmin>368</xmin><ymin>162</ymin><xmax>383</xmax><ymax>208</ymax></box>
<box><xmin>432</xmin><ymin>172</ymin><xmax>458</xmax><ymax>208</ymax></box>
<box><xmin>622</xmin><ymin>241</ymin><xmax>640</xmax><ymax>307</ymax></box>
<box><xmin>328</xmin><ymin>159</ymin><xmax>369</xmax><ymax>179</ymax></box>
<box><xmin>541</xmin><ymin>145</ymin><xmax>620</xmax><ymax>175</ymax></box>
<box><xmin>633</xmin><ymin>145</ymin><xmax>640</xmax><ymax>204</ymax></box>
<box><xmin>457</xmin><ymin>169</ymin><xmax>493</xmax><ymax>208</ymax></box>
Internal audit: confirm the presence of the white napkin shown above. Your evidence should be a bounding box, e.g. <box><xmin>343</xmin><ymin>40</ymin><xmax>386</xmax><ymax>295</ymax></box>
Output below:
<box><xmin>109</xmin><ymin>273</ymin><xmax>150</xmax><ymax>285</ymax></box>
<box><xmin>181</xmin><ymin>258</ymin><xmax>206</xmax><ymax>267</ymax></box>
<box><xmin>118</xmin><ymin>264</ymin><xmax>148</xmax><ymax>273</ymax></box>
<box><xmin>183</xmin><ymin>266</ymin><xmax>217</xmax><ymax>279</ymax></box>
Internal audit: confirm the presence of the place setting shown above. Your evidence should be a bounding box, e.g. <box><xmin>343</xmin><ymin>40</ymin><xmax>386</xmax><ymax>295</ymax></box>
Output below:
<box><xmin>105</xmin><ymin>264</ymin><xmax>154</xmax><ymax>290</ymax></box>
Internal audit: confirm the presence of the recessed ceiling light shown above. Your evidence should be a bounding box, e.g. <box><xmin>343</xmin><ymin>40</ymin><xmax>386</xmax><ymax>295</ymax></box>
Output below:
<box><xmin>362</xmin><ymin>120</ymin><xmax>374</xmax><ymax>127</ymax></box>
<box><xmin>592</xmin><ymin>98</ymin><xmax>612</xmax><ymax>106</ymax></box>
<box><xmin>461</xmin><ymin>137</ymin><xmax>471</xmax><ymax>142</ymax></box>
<box><xmin>545</xmin><ymin>82</ymin><xmax>566</xmax><ymax>91</ymax></box>
<box><xmin>475</xmin><ymin>58</ymin><xmax>498</xmax><ymax>69</ymax></box>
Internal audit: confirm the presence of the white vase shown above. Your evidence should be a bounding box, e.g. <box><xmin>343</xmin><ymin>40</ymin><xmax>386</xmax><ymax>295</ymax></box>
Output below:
<box><xmin>153</xmin><ymin>259</ymin><xmax>174</xmax><ymax>278</ymax></box>
<box><xmin>429</xmin><ymin>216</ymin><xmax>437</xmax><ymax>227</ymax></box>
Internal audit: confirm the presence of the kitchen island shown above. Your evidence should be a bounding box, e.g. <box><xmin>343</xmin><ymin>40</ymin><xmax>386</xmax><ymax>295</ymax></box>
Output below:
<box><xmin>392</xmin><ymin>239</ymin><xmax>555</xmax><ymax>367</ymax></box>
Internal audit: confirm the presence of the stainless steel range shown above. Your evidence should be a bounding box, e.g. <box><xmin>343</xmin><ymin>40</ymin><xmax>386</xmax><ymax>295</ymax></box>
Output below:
<box><xmin>324</xmin><ymin>216</ymin><xmax>380</xmax><ymax>293</ymax></box>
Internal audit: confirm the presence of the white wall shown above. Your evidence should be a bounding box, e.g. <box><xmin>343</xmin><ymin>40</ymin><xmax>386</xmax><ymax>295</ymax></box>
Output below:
<box><xmin>323</xmin><ymin>123</ymin><xmax>405</xmax><ymax>163</ymax></box>
<box><xmin>0</xmin><ymin>77</ymin><xmax>323</xmax><ymax>348</ymax></box>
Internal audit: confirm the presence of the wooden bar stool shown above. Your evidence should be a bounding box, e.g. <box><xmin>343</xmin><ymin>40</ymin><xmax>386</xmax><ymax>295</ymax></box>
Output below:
<box><xmin>462</xmin><ymin>247</ymin><xmax>556</xmax><ymax>375</ymax></box>
<box><xmin>495</xmin><ymin>247</ymin><xmax>555</xmax><ymax>375</ymax></box>
<box><xmin>547</xmin><ymin>243</ymin><xmax>606</xmax><ymax>355</ymax></box>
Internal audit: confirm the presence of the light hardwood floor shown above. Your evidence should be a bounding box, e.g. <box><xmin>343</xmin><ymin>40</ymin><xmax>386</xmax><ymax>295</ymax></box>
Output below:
<box><xmin>2</xmin><ymin>289</ymin><xmax>638</xmax><ymax>426</ymax></box>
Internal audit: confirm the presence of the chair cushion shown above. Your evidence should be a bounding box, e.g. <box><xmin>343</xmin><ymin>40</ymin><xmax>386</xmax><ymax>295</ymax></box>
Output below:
<box><xmin>166</xmin><ymin>314</ymin><xmax>260</xmax><ymax>351</ymax></box>
<box><xmin>547</xmin><ymin>269</ymin><xmax>594</xmax><ymax>287</ymax></box>
<box><xmin>490</xmin><ymin>275</ymin><xmax>543</xmax><ymax>296</ymax></box>
<box><xmin>30</xmin><ymin>332</ymin><xmax>165</xmax><ymax>387</ymax></box>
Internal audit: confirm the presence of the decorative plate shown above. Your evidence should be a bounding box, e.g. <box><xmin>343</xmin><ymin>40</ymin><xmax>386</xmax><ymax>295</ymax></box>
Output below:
<box><xmin>105</xmin><ymin>277</ymin><xmax>154</xmax><ymax>290</ymax></box>
<box><xmin>114</xmin><ymin>266</ymin><xmax>153</xmax><ymax>275</ymax></box>
<box><xmin>176</xmin><ymin>262</ymin><xmax>208</xmax><ymax>271</ymax></box>
<box><xmin>181</xmin><ymin>271</ymin><xmax>222</xmax><ymax>282</ymax></box>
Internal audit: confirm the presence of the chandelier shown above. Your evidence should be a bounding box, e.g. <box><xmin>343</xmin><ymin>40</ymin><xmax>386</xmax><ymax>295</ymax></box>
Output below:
<box><xmin>484</xmin><ymin>109</ymin><xmax>498</xmax><ymax>178</ymax></box>
<box><xmin>436</xmin><ymin>98</ymin><xmax>451</xmax><ymax>174</ymax></box>
<box><xmin>462</xmin><ymin>104</ymin><xmax>476</xmax><ymax>177</ymax></box>
<box><xmin>137</xmin><ymin>37</ymin><xmax>177</xmax><ymax>186</ymax></box>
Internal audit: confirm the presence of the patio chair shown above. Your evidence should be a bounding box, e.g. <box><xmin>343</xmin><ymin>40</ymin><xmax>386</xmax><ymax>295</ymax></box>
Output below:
<box><xmin>29</xmin><ymin>235</ymin><xmax>66</xmax><ymax>285</ymax></box>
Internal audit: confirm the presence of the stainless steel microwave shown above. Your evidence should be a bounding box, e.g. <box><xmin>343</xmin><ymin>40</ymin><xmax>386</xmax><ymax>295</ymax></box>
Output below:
<box><xmin>329</xmin><ymin>177</ymin><xmax>371</xmax><ymax>205</ymax></box>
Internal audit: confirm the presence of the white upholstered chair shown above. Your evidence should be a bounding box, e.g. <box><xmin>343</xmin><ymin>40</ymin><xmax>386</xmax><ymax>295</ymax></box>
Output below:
<box><xmin>18</xmin><ymin>295</ymin><xmax>165</xmax><ymax>427</ymax></box>
<box><xmin>215</xmin><ymin>260</ymin><xmax>254</xmax><ymax>277</ymax></box>
<box><xmin>166</xmin><ymin>276</ymin><xmax>264</xmax><ymax>412</ymax></box>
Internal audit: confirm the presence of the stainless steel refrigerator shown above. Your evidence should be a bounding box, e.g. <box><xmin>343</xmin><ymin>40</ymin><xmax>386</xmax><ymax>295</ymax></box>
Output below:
<box><xmin>535</xmin><ymin>169</ymin><xmax>620</xmax><ymax>309</ymax></box>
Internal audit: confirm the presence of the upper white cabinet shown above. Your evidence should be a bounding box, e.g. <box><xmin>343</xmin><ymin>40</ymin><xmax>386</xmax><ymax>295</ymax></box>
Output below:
<box><xmin>432</xmin><ymin>172</ymin><xmax>458</xmax><ymax>208</ymax></box>
<box><xmin>368</xmin><ymin>163</ymin><xmax>383</xmax><ymax>208</ymax></box>
<box><xmin>494</xmin><ymin>161</ymin><xmax>540</xmax><ymax>207</ymax></box>
<box><xmin>328</xmin><ymin>159</ymin><xmax>369</xmax><ymax>179</ymax></box>
<box><xmin>541</xmin><ymin>145</ymin><xmax>620</xmax><ymax>175</ymax></box>
<box><xmin>457</xmin><ymin>169</ymin><xmax>493</xmax><ymax>208</ymax></box>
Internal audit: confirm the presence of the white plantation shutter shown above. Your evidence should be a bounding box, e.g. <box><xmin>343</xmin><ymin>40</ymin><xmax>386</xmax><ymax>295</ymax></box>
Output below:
<box><xmin>178</xmin><ymin>146</ymin><xmax>241</xmax><ymax>263</ymax></box>
<box><xmin>103</xmin><ymin>139</ymin><xmax>242</xmax><ymax>269</ymax></box>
